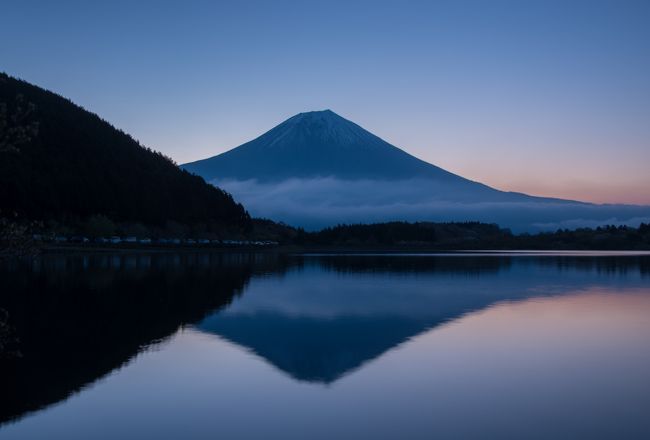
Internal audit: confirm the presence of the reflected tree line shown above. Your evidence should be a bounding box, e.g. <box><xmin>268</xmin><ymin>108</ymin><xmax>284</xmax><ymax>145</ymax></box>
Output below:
<box><xmin>312</xmin><ymin>253</ymin><xmax>650</xmax><ymax>276</ymax></box>
<box><xmin>0</xmin><ymin>252</ymin><xmax>284</xmax><ymax>425</ymax></box>
<box><xmin>0</xmin><ymin>252</ymin><xmax>648</xmax><ymax>425</ymax></box>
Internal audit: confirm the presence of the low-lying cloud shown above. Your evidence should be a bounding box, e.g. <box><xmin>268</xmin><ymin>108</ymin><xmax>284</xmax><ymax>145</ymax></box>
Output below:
<box><xmin>212</xmin><ymin>177</ymin><xmax>650</xmax><ymax>232</ymax></box>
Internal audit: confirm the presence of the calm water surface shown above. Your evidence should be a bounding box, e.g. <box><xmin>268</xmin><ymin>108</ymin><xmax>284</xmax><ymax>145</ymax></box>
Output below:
<box><xmin>1</xmin><ymin>252</ymin><xmax>649</xmax><ymax>439</ymax></box>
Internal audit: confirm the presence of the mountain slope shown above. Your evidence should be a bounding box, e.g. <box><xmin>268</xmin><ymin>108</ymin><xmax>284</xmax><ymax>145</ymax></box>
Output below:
<box><xmin>183</xmin><ymin>110</ymin><xmax>527</xmax><ymax>200</ymax></box>
<box><xmin>182</xmin><ymin>110</ymin><xmax>650</xmax><ymax>232</ymax></box>
<box><xmin>183</xmin><ymin>110</ymin><xmax>567</xmax><ymax>203</ymax></box>
<box><xmin>184</xmin><ymin>110</ymin><xmax>466</xmax><ymax>181</ymax></box>
<box><xmin>0</xmin><ymin>73</ymin><xmax>250</xmax><ymax>228</ymax></box>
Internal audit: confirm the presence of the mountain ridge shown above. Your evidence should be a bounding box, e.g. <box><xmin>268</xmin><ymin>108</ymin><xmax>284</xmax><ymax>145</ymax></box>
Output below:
<box><xmin>0</xmin><ymin>73</ymin><xmax>250</xmax><ymax>230</ymax></box>
<box><xmin>182</xmin><ymin>109</ymin><xmax>574</xmax><ymax>203</ymax></box>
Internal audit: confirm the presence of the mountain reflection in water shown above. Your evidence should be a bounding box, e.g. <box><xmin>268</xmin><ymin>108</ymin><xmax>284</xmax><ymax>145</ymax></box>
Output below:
<box><xmin>0</xmin><ymin>252</ymin><xmax>649</xmax><ymax>439</ymax></box>
<box><xmin>196</xmin><ymin>254</ymin><xmax>650</xmax><ymax>383</ymax></box>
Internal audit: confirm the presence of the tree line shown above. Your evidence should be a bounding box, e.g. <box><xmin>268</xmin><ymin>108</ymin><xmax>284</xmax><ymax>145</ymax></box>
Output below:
<box><xmin>293</xmin><ymin>221</ymin><xmax>650</xmax><ymax>250</ymax></box>
<box><xmin>0</xmin><ymin>72</ymin><xmax>251</xmax><ymax>236</ymax></box>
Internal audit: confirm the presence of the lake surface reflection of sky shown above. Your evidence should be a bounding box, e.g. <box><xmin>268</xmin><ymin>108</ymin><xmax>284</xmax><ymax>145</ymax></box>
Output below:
<box><xmin>1</xmin><ymin>253</ymin><xmax>649</xmax><ymax>439</ymax></box>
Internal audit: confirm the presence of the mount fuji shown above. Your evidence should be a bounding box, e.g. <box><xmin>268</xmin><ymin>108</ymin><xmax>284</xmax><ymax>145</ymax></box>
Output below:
<box><xmin>182</xmin><ymin>110</ymin><xmax>650</xmax><ymax>231</ymax></box>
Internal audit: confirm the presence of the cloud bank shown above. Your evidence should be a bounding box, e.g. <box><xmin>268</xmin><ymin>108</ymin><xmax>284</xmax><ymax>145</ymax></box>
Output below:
<box><xmin>212</xmin><ymin>178</ymin><xmax>650</xmax><ymax>232</ymax></box>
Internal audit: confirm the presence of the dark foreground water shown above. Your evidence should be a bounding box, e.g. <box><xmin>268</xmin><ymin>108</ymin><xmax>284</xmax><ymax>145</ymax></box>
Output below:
<box><xmin>1</xmin><ymin>252</ymin><xmax>649</xmax><ymax>439</ymax></box>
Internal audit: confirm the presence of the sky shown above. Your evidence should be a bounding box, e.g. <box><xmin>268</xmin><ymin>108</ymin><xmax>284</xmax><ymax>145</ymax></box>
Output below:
<box><xmin>2</xmin><ymin>0</ymin><xmax>649</xmax><ymax>204</ymax></box>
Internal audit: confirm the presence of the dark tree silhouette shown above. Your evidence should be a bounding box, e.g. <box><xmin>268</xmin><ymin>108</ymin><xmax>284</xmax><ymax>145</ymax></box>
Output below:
<box><xmin>298</xmin><ymin>221</ymin><xmax>650</xmax><ymax>250</ymax></box>
<box><xmin>0</xmin><ymin>73</ymin><xmax>250</xmax><ymax>232</ymax></box>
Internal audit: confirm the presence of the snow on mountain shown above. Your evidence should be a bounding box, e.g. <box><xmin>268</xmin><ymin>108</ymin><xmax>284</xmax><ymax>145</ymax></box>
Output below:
<box><xmin>184</xmin><ymin>110</ymin><xmax>472</xmax><ymax>183</ymax></box>
<box><xmin>182</xmin><ymin>110</ymin><xmax>650</xmax><ymax>231</ymax></box>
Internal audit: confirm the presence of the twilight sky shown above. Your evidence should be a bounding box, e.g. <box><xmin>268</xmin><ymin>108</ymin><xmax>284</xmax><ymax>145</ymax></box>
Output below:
<box><xmin>2</xmin><ymin>0</ymin><xmax>649</xmax><ymax>204</ymax></box>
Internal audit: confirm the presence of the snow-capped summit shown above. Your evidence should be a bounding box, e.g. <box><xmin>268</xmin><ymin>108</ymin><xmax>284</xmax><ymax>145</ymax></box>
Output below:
<box><xmin>183</xmin><ymin>110</ymin><xmax>478</xmax><ymax>183</ymax></box>
<box><xmin>271</xmin><ymin>109</ymin><xmax>386</xmax><ymax>148</ymax></box>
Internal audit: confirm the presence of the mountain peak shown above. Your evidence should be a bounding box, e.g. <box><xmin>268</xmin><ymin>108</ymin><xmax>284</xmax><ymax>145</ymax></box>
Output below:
<box><xmin>182</xmin><ymin>109</ymin><xmax>462</xmax><ymax>182</ymax></box>
<box><xmin>297</xmin><ymin>109</ymin><xmax>336</xmax><ymax>116</ymax></box>
<box><xmin>266</xmin><ymin>109</ymin><xmax>381</xmax><ymax>149</ymax></box>
<box><xmin>283</xmin><ymin>109</ymin><xmax>348</xmax><ymax>128</ymax></box>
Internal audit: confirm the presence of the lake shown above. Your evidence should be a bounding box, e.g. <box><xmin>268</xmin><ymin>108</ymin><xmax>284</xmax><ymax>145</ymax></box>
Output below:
<box><xmin>1</xmin><ymin>252</ymin><xmax>649</xmax><ymax>439</ymax></box>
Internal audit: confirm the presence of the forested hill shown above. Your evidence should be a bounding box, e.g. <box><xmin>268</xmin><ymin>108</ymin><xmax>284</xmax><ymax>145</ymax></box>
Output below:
<box><xmin>0</xmin><ymin>73</ymin><xmax>250</xmax><ymax>230</ymax></box>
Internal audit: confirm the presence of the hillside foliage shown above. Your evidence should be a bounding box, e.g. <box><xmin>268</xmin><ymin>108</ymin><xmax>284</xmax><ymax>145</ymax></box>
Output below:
<box><xmin>0</xmin><ymin>73</ymin><xmax>250</xmax><ymax>231</ymax></box>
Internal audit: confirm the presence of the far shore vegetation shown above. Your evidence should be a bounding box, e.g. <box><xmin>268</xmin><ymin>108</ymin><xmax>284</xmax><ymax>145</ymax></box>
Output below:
<box><xmin>2</xmin><ymin>215</ymin><xmax>650</xmax><ymax>257</ymax></box>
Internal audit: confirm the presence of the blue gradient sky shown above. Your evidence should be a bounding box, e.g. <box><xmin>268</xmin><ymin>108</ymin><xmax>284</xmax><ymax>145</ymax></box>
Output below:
<box><xmin>2</xmin><ymin>0</ymin><xmax>649</xmax><ymax>204</ymax></box>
